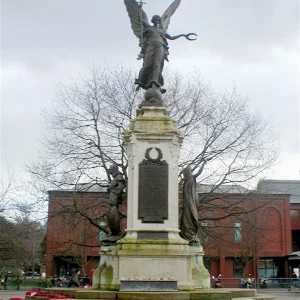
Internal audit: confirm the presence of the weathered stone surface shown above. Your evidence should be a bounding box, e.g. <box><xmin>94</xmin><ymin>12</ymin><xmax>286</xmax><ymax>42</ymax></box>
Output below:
<box><xmin>123</xmin><ymin>106</ymin><xmax>183</xmax><ymax>239</ymax></box>
<box><xmin>120</xmin><ymin>106</ymin><xmax>211</xmax><ymax>291</ymax></box>
<box><xmin>126</xmin><ymin>107</ymin><xmax>182</xmax><ymax>135</ymax></box>
<box><xmin>75</xmin><ymin>290</ymin><xmax>117</xmax><ymax>299</ymax></box>
<box><xmin>229</xmin><ymin>288</ymin><xmax>257</xmax><ymax>297</ymax></box>
<box><xmin>117</xmin><ymin>291</ymin><xmax>190</xmax><ymax>300</ymax></box>
<box><xmin>189</xmin><ymin>246</ymin><xmax>210</xmax><ymax>289</ymax></box>
<box><xmin>92</xmin><ymin>245</ymin><xmax>120</xmax><ymax>291</ymax></box>
<box><xmin>190</xmin><ymin>290</ymin><xmax>231</xmax><ymax>299</ymax></box>
<box><xmin>137</xmin><ymin>231</ymin><xmax>168</xmax><ymax>239</ymax></box>
<box><xmin>42</xmin><ymin>286</ymin><xmax>268</xmax><ymax>300</ymax></box>
<box><xmin>120</xmin><ymin>280</ymin><xmax>177</xmax><ymax>291</ymax></box>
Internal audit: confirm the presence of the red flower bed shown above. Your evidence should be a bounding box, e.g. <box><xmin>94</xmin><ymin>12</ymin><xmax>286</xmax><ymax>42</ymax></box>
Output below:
<box><xmin>9</xmin><ymin>298</ymin><xmax>24</xmax><ymax>300</ymax></box>
<box><xmin>25</xmin><ymin>291</ymin><xmax>74</xmax><ymax>299</ymax></box>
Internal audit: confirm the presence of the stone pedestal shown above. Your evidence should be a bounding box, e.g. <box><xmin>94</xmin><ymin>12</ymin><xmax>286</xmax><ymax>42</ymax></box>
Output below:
<box><xmin>93</xmin><ymin>106</ymin><xmax>210</xmax><ymax>291</ymax></box>
<box><xmin>123</xmin><ymin>106</ymin><xmax>183</xmax><ymax>240</ymax></box>
<box><xmin>92</xmin><ymin>246</ymin><xmax>120</xmax><ymax>291</ymax></box>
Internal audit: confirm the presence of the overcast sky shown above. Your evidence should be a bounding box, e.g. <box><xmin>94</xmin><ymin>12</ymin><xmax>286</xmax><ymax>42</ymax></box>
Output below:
<box><xmin>1</xmin><ymin>0</ymin><xmax>299</xmax><ymax>184</ymax></box>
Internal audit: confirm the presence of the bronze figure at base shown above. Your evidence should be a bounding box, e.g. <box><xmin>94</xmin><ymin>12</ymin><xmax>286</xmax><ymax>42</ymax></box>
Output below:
<box><xmin>180</xmin><ymin>167</ymin><xmax>201</xmax><ymax>247</ymax></box>
<box><xmin>99</xmin><ymin>164</ymin><xmax>126</xmax><ymax>246</ymax></box>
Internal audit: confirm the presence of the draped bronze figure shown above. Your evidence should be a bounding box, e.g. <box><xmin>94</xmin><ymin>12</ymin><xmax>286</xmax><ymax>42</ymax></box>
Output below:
<box><xmin>180</xmin><ymin>167</ymin><xmax>201</xmax><ymax>246</ymax></box>
<box><xmin>124</xmin><ymin>0</ymin><xmax>197</xmax><ymax>95</ymax></box>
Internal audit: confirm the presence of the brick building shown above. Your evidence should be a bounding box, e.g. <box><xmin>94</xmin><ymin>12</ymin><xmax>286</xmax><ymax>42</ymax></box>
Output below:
<box><xmin>45</xmin><ymin>184</ymin><xmax>108</xmax><ymax>277</ymax></box>
<box><xmin>257</xmin><ymin>180</ymin><xmax>300</xmax><ymax>276</ymax></box>
<box><xmin>198</xmin><ymin>185</ymin><xmax>291</xmax><ymax>281</ymax></box>
<box><xmin>45</xmin><ymin>180</ymin><xmax>300</xmax><ymax>280</ymax></box>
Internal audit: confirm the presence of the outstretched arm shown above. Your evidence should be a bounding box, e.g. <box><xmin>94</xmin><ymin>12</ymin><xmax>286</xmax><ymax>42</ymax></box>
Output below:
<box><xmin>165</xmin><ymin>32</ymin><xmax>197</xmax><ymax>41</ymax></box>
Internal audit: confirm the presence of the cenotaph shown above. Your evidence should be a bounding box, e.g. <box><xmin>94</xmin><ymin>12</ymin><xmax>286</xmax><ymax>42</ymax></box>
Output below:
<box><xmin>92</xmin><ymin>0</ymin><xmax>210</xmax><ymax>291</ymax></box>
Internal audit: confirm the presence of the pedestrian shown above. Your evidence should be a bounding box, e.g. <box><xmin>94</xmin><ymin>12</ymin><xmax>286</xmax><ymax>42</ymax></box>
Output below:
<box><xmin>290</xmin><ymin>272</ymin><xmax>299</xmax><ymax>290</ymax></box>
<box><xmin>3</xmin><ymin>271</ymin><xmax>10</xmax><ymax>290</ymax></box>
<box><xmin>68</xmin><ymin>270</ymin><xmax>80</xmax><ymax>287</ymax></box>
<box><xmin>89</xmin><ymin>269</ymin><xmax>94</xmax><ymax>285</ymax></box>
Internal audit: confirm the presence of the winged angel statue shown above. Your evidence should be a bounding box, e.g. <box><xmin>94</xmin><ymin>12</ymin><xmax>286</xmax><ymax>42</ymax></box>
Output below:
<box><xmin>124</xmin><ymin>0</ymin><xmax>197</xmax><ymax>93</ymax></box>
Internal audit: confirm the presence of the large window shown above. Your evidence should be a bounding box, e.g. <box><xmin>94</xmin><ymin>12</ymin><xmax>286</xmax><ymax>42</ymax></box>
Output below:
<box><xmin>232</xmin><ymin>259</ymin><xmax>243</xmax><ymax>278</ymax></box>
<box><xmin>290</xmin><ymin>209</ymin><xmax>299</xmax><ymax>218</ymax></box>
<box><xmin>234</xmin><ymin>221</ymin><xmax>242</xmax><ymax>242</ymax></box>
<box><xmin>259</xmin><ymin>259</ymin><xmax>278</xmax><ymax>277</ymax></box>
<box><xmin>199</xmin><ymin>221</ymin><xmax>209</xmax><ymax>244</ymax></box>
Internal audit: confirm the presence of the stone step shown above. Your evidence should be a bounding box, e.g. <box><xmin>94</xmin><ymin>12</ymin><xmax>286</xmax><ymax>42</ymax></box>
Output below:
<box><xmin>253</xmin><ymin>295</ymin><xmax>276</xmax><ymax>300</ymax></box>
<box><xmin>44</xmin><ymin>288</ymin><xmax>276</xmax><ymax>300</ymax></box>
<box><xmin>233</xmin><ymin>295</ymin><xmax>276</xmax><ymax>300</ymax></box>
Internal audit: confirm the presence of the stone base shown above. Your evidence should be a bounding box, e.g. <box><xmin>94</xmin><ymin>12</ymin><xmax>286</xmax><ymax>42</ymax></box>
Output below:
<box><xmin>120</xmin><ymin>280</ymin><xmax>178</xmax><ymax>291</ymax></box>
<box><xmin>92</xmin><ymin>245</ymin><xmax>120</xmax><ymax>291</ymax></box>
<box><xmin>45</xmin><ymin>287</ymin><xmax>267</xmax><ymax>300</ymax></box>
<box><xmin>92</xmin><ymin>239</ymin><xmax>210</xmax><ymax>291</ymax></box>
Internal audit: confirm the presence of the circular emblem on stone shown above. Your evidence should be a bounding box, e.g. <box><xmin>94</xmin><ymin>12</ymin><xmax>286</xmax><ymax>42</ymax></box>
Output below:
<box><xmin>145</xmin><ymin>147</ymin><xmax>163</xmax><ymax>162</ymax></box>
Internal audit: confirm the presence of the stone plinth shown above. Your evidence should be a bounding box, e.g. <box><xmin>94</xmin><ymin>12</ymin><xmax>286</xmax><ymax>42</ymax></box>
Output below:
<box><xmin>93</xmin><ymin>106</ymin><xmax>210</xmax><ymax>291</ymax></box>
<box><xmin>92</xmin><ymin>246</ymin><xmax>120</xmax><ymax>291</ymax></box>
<box><xmin>117</xmin><ymin>240</ymin><xmax>210</xmax><ymax>290</ymax></box>
<box><xmin>123</xmin><ymin>106</ymin><xmax>183</xmax><ymax>241</ymax></box>
<box><xmin>45</xmin><ymin>288</ymin><xmax>265</xmax><ymax>300</ymax></box>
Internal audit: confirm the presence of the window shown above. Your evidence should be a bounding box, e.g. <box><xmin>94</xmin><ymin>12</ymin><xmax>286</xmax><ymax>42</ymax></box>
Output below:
<box><xmin>290</xmin><ymin>209</ymin><xmax>299</xmax><ymax>218</ymax></box>
<box><xmin>199</xmin><ymin>221</ymin><xmax>209</xmax><ymax>244</ymax></box>
<box><xmin>234</xmin><ymin>221</ymin><xmax>242</xmax><ymax>242</ymax></box>
<box><xmin>259</xmin><ymin>259</ymin><xmax>278</xmax><ymax>277</ymax></box>
<box><xmin>203</xmin><ymin>257</ymin><xmax>210</xmax><ymax>271</ymax></box>
<box><xmin>233</xmin><ymin>259</ymin><xmax>243</xmax><ymax>278</ymax></box>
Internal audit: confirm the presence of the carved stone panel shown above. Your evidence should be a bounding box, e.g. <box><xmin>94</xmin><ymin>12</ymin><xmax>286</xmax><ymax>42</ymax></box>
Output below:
<box><xmin>137</xmin><ymin>232</ymin><xmax>168</xmax><ymax>239</ymax></box>
<box><xmin>138</xmin><ymin>148</ymin><xmax>168</xmax><ymax>223</ymax></box>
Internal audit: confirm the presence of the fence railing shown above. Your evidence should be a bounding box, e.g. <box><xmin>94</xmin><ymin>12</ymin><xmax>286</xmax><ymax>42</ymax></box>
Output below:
<box><xmin>1</xmin><ymin>275</ymin><xmax>92</xmax><ymax>290</ymax></box>
<box><xmin>211</xmin><ymin>277</ymin><xmax>298</xmax><ymax>289</ymax></box>
<box><xmin>2</xmin><ymin>275</ymin><xmax>299</xmax><ymax>290</ymax></box>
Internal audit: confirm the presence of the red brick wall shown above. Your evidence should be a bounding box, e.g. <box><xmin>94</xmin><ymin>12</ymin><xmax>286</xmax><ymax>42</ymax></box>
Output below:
<box><xmin>46</xmin><ymin>191</ymin><xmax>109</xmax><ymax>276</ymax></box>
<box><xmin>46</xmin><ymin>190</ymin><xmax>292</xmax><ymax>278</ymax></box>
<box><xmin>201</xmin><ymin>193</ymin><xmax>291</xmax><ymax>278</ymax></box>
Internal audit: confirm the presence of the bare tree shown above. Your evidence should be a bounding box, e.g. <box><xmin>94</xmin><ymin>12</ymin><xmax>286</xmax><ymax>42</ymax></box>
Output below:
<box><xmin>27</xmin><ymin>65</ymin><xmax>278</xmax><ymax>234</ymax></box>
<box><xmin>1</xmin><ymin>166</ymin><xmax>42</xmax><ymax>222</ymax></box>
<box><xmin>0</xmin><ymin>169</ymin><xmax>17</xmax><ymax>215</ymax></box>
<box><xmin>198</xmin><ymin>197</ymin><xmax>286</xmax><ymax>279</ymax></box>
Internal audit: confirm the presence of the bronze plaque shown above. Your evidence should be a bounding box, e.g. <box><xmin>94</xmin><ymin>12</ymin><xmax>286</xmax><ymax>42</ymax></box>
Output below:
<box><xmin>138</xmin><ymin>147</ymin><xmax>168</xmax><ymax>223</ymax></box>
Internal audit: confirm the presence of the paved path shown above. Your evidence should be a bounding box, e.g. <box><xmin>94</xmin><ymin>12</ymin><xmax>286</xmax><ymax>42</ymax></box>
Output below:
<box><xmin>0</xmin><ymin>290</ymin><xmax>25</xmax><ymax>300</ymax></box>
<box><xmin>259</xmin><ymin>289</ymin><xmax>300</xmax><ymax>300</ymax></box>
<box><xmin>0</xmin><ymin>288</ymin><xmax>300</xmax><ymax>300</ymax></box>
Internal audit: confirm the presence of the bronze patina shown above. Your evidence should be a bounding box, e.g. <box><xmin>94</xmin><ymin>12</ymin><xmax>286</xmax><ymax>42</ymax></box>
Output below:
<box><xmin>124</xmin><ymin>0</ymin><xmax>197</xmax><ymax>101</ymax></box>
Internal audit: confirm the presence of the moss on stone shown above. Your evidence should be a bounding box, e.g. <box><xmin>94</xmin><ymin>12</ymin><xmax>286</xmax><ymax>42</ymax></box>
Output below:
<box><xmin>117</xmin><ymin>291</ymin><xmax>190</xmax><ymax>300</ymax></box>
<box><xmin>98</xmin><ymin>291</ymin><xmax>118</xmax><ymax>298</ymax></box>
<box><xmin>101</xmin><ymin>263</ymin><xmax>113</xmax><ymax>284</ymax></box>
<box><xmin>75</xmin><ymin>290</ymin><xmax>100</xmax><ymax>299</ymax></box>
<box><xmin>118</xmin><ymin>238</ymin><xmax>187</xmax><ymax>245</ymax></box>
<box><xmin>189</xmin><ymin>291</ymin><xmax>232</xmax><ymax>299</ymax></box>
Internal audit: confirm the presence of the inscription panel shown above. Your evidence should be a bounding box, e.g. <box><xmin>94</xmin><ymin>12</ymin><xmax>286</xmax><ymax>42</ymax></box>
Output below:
<box><xmin>138</xmin><ymin>163</ymin><xmax>168</xmax><ymax>223</ymax></box>
<box><xmin>137</xmin><ymin>231</ymin><xmax>168</xmax><ymax>239</ymax></box>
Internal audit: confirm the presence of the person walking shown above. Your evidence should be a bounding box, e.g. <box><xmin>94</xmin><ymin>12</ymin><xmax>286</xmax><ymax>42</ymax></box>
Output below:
<box><xmin>68</xmin><ymin>270</ymin><xmax>80</xmax><ymax>288</ymax></box>
<box><xmin>3</xmin><ymin>271</ymin><xmax>10</xmax><ymax>290</ymax></box>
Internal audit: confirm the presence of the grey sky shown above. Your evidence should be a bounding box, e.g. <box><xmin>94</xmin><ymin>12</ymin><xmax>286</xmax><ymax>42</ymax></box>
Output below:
<box><xmin>1</xmin><ymin>0</ymin><xmax>299</xmax><ymax>181</ymax></box>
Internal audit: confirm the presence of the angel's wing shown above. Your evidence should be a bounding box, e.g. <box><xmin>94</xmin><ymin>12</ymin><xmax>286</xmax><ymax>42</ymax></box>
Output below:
<box><xmin>160</xmin><ymin>0</ymin><xmax>181</xmax><ymax>34</ymax></box>
<box><xmin>124</xmin><ymin>0</ymin><xmax>149</xmax><ymax>38</ymax></box>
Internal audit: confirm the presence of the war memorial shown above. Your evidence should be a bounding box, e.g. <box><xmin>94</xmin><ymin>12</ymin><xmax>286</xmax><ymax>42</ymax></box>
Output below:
<box><xmin>45</xmin><ymin>0</ymin><xmax>274</xmax><ymax>299</ymax></box>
